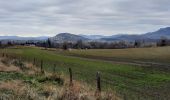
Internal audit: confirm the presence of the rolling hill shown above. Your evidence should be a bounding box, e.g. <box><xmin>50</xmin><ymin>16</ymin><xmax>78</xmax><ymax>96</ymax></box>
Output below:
<box><xmin>143</xmin><ymin>27</ymin><xmax>170</xmax><ymax>39</ymax></box>
<box><xmin>50</xmin><ymin>33</ymin><xmax>89</xmax><ymax>43</ymax></box>
<box><xmin>98</xmin><ymin>27</ymin><xmax>170</xmax><ymax>41</ymax></box>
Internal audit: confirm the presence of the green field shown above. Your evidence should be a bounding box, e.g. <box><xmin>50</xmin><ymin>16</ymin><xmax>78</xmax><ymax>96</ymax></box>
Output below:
<box><xmin>1</xmin><ymin>46</ymin><xmax>170</xmax><ymax>100</ymax></box>
<box><xmin>63</xmin><ymin>46</ymin><xmax>170</xmax><ymax>64</ymax></box>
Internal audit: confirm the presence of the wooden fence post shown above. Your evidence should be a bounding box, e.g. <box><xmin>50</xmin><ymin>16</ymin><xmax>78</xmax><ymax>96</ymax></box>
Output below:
<box><xmin>123</xmin><ymin>93</ymin><xmax>127</xmax><ymax>100</ymax></box>
<box><xmin>33</xmin><ymin>58</ymin><xmax>36</xmax><ymax>65</ymax></box>
<box><xmin>53</xmin><ymin>64</ymin><xmax>56</xmax><ymax>74</ymax></box>
<box><xmin>96</xmin><ymin>72</ymin><xmax>101</xmax><ymax>92</ymax></box>
<box><xmin>69</xmin><ymin>68</ymin><xmax>73</xmax><ymax>86</ymax></box>
<box><xmin>19</xmin><ymin>56</ymin><xmax>21</xmax><ymax>61</ymax></box>
<box><xmin>41</xmin><ymin>60</ymin><xmax>43</xmax><ymax>73</ymax></box>
<box><xmin>2</xmin><ymin>53</ymin><xmax>4</xmax><ymax>57</ymax></box>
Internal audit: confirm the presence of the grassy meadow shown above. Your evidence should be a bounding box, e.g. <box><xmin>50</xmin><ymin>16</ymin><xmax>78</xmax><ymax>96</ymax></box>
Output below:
<box><xmin>0</xmin><ymin>46</ymin><xmax>170</xmax><ymax>100</ymax></box>
<box><xmin>63</xmin><ymin>46</ymin><xmax>170</xmax><ymax>64</ymax></box>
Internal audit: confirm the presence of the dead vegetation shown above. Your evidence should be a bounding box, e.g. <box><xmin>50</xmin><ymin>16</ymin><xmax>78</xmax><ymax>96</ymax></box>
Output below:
<box><xmin>0</xmin><ymin>58</ymin><xmax>21</xmax><ymax>72</ymax></box>
<box><xmin>0</xmin><ymin>57</ymin><xmax>121</xmax><ymax>100</ymax></box>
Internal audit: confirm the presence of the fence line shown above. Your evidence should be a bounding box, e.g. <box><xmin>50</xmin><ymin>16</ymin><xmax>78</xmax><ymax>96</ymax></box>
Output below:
<box><xmin>0</xmin><ymin>52</ymin><xmax>166</xmax><ymax>100</ymax></box>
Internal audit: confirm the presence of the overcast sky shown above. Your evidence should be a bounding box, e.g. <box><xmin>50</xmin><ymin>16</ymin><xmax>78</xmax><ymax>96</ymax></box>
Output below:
<box><xmin>0</xmin><ymin>0</ymin><xmax>170</xmax><ymax>37</ymax></box>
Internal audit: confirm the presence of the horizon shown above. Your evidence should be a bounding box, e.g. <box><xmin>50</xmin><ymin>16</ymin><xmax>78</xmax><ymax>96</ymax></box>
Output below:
<box><xmin>0</xmin><ymin>26</ymin><xmax>169</xmax><ymax>37</ymax></box>
<box><xmin>0</xmin><ymin>0</ymin><xmax>170</xmax><ymax>37</ymax></box>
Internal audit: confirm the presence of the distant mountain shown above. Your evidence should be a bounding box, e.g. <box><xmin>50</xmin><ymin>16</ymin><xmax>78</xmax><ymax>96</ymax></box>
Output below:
<box><xmin>100</xmin><ymin>35</ymin><xmax>142</xmax><ymax>41</ymax></box>
<box><xmin>80</xmin><ymin>35</ymin><xmax>108</xmax><ymax>40</ymax></box>
<box><xmin>80</xmin><ymin>34</ymin><xmax>146</xmax><ymax>42</ymax></box>
<box><xmin>50</xmin><ymin>33</ymin><xmax>89</xmax><ymax>43</ymax></box>
<box><xmin>0</xmin><ymin>36</ymin><xmax>49</xmax><ymax>40</ymax></box>
<box><xmin>1</xmin><ymin>27</ymin><xmax>170</xmax><ymax>42</ymax></box>
<box><xmin>0</xmin><ymin>36</ymin><xmax>19</xmax><ymax>40</ymax></box>
<box><xmin>143</xmin><ymin>27</ymin><xmax>170</xmax><ymax>39</ymax></box>
<box><xmin>50</xmin><ymin>27</ymin><xmax>170</xmax><ymax>43</ymax></box>
<box><xmin>99</xmin><ymin>27</ymin><xmax>170</xmax><ymax>42</ymax></box>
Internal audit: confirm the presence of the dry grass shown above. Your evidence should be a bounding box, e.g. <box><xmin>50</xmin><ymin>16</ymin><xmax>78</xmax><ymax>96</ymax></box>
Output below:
<box><xmin>24</xmin><ymin>62</ymin><xmax>42</xmax><ymax>76</ymax></box>
<box><xmin>0</xmin><ymin>58</ymin><xmax>21</xmax><ymax>72</ymax></box>
<box><xmin>0</xmin><ymin>80</ymin><xmax>25</xmax><ymax>93</ymax></box>
<box><xmin>0</xmin><ymin>64</ymin><xmax>21</xmax><ymax>72</ymax></box>
<box><xmin>39</xmin><ymin>81</ymin><xmax>121</xmax><ymax>100</ymax></box>
<box><xmin>0</xmin><ymin>79</ymin><xmax>121</xmax><ymax>100</ymax></box>
<box><xmin>0</xmin><ymin>80</ymin><xmax>43</xmax><ymax>100</ymax></box>
<box><xmin>54</xmin><ymin>79</ymin><xmax>121</xmax><ymax>100</ymax></box>
<box><xmin>0</xmin><ymin>57</ymin><xmax>121</xmax><ymax>100</ymax></box>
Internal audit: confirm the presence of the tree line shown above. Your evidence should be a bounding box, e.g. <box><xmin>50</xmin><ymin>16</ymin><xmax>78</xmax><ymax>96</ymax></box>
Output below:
<box><xmin>0</xmin><ymin>37</ymin><xmax>170</xmax><ymax>49</ymax></box>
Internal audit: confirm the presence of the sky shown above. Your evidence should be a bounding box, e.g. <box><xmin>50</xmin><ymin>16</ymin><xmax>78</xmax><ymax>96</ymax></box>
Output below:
<box><xmin>0</xmin><ymin>0</ymin><xmax>170</xmax><ymax>37</ymax></box>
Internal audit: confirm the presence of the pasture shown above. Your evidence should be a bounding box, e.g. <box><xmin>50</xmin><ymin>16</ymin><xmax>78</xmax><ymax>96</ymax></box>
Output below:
<box><xmin>63</xmin><ymin>46</ymin><xmax>170</xmax><ymax>64</ymax></box>
<box><xmin>0</xmin><ymin>46</ymin><xmax>170</xmax><ymax>100</ymax></box>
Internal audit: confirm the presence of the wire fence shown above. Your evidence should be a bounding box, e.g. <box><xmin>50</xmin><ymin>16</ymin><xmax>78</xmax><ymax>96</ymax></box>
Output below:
<box><xmin>0</xmin><ymin>52</ymin><xmax>170</xmax><ymax>100</ymax></box>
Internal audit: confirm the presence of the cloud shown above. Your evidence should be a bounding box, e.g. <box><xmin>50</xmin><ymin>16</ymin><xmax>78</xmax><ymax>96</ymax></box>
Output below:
<box><xmin>0</xmin><ymin>0</ymin><xmax>170</xmax><ymax>36</ymax></box>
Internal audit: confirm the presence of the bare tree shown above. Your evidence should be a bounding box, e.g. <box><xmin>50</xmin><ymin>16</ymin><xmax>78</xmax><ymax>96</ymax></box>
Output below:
<box><xmin>161</xmin><ymin>37</ymin><xmax>167</xmax><ymax>46</ymax></box>
<box><xmin>62</xmin><ymin>42</ymin><xmax>68</xmax><ymax>50</ymax></box>
<box><xmin>0</xmin><ymin>41</ymin><xmax>2</xmax><ymax>48</ymax></box>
